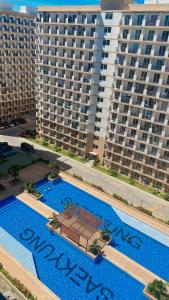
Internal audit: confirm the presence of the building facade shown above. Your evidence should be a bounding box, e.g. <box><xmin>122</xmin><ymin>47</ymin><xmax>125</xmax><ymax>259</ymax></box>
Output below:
<box><xmin>0</xmin><ymin>8</ymin><xmax>36</xmax><ymax>124</ymax></box>
<box><xmin>36</xmin><ymin>0</ymin><xmax>169</xmax><ymax>191</ymax></box>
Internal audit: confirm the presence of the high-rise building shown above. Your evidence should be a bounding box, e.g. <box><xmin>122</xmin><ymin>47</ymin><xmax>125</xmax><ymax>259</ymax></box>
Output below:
<box><xmin>0</xmin><ymin>7</ymin><xmax>36</xmax><ymax>124</ymax></box>
<box><xmin>36</xmin><ymin>0</ymin><xmax>169</xmax><ymax>192</ymax></box>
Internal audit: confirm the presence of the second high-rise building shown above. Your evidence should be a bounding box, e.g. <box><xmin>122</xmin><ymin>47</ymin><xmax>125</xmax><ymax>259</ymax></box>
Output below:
<box><xmin>36</xmin><ymin>0</ymin><xmax>169</xmax><ymax>192</ymax></box>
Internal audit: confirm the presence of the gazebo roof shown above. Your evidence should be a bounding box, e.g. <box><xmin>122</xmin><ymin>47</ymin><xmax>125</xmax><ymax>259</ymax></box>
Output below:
<box><xmin>57</xmin><ymin>204</ymin><xmax>103</xmax><ymax>240</ymax></box>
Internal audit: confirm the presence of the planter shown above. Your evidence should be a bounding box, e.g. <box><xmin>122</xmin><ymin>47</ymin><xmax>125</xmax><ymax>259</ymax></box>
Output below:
<box><xmin>143</xmin><ymin>288</ymin><xmax>157</xmax><ymax>300</ymax></box>
<box><xmin>48</xmin><ymin>176</ymin><xmax>58</xmax><ymax>182</ymax></box>
<box><xmin>48</xmin><ymin>174</ymin><xmax>60</xmax><ymax>182</ymax></box>
<box><xmin>24</xmin><ymin>190</ymin><xmax>43</xmax><ymax>200</ymax></box>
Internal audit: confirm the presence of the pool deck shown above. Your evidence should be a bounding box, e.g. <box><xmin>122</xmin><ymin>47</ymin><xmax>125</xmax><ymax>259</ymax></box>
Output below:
<box><xmin>0</xmin><ymin>247</ymin><xmax>59</xmax><ymax>300</ymax></box>
<box><xmin>104</xmin><ymin>246</ymin><xmax>160</xmax><ymax>286</ymax></box>
<box><xmin>2</xmin><ymin>170</ymin><xmax>169</xmax><ymax>299</ymax></box>
<box><xmin>16</xmin><ymin>183</ymin><xmax>165</xmax><ymax>287</ymax></box>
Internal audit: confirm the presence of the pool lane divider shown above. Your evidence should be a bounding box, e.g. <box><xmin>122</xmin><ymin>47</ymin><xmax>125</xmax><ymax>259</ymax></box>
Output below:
<box><xmin>17</xmin><ymin>191</ymin><xmax>164</xmax><ymax>288</ymax></box>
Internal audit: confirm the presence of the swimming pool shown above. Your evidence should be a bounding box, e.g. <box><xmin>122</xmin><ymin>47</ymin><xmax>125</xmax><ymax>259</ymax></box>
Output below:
<box><xmin>0</xmin><ymin>196</ymin><xmax>146</xmax><ymax>300</ymax></box>
<box><xmin>36</xmin><ymin>178</ymin><xmax>169</xmax><ymax>282</ymax></box>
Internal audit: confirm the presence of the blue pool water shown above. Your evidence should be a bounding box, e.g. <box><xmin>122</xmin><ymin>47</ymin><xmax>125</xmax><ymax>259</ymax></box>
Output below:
<box><xmin>36</xmin><ymin>178</ymin><xmax>169</xmax><ymax>282</ymax></box>
<box><xmin>0</xmin><ymin>196</ymin><xmax>146</xmax><ymax>300</ymax></box>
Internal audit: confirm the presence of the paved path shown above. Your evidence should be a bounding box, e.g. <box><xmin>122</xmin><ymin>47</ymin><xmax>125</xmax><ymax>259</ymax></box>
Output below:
<box><xmin>1</xmin><ymin>135</ymin><xmax>169</xmax><ymax>221</ymax></box>
<box><xmin>104</xmin><ymin>246</ymin><xmax>160</xmax><ymax>286</ymax></box>
<box><xmin>0</xmin><ymin>247</ymin><xmax>59</xmax><ymax>300</ymax></box>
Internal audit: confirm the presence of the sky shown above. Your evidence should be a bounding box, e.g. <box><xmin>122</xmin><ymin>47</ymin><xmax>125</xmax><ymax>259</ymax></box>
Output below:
<box><xmin>1</xmin><ymin>0</ymin><xmax>144</xmax><ymax>11</ymax></box>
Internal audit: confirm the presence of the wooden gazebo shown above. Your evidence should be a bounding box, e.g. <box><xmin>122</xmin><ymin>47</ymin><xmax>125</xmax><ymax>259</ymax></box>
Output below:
<box><xmin>56</xmin><ymin>205</ymin><xmax>103</xmax><ymax>250</ymax></box>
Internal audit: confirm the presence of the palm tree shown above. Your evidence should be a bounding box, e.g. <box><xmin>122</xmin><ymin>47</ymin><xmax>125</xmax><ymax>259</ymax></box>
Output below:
<box><xmin>101</xmin><ymin>224</ymin><xmax>112</xmax><ymax>241</ymax></box>
<box><xmin>49</xmin><ymin>212</ymin><xmax>60</xmax><ymax>228</ymax></box>
<box><xmin>8</xmin><ymin>165</ymin><xmax>21</xmax><ymax>181</ymax></box>
<box><xmin>24</xmin><ymin>181</ymin><xmax>34</xmax><ymax>193</ymax></box>
<box><xmin>89</xmin><ymin>240</ymin><xmax>102</xmax><ymax>256</ymax></box>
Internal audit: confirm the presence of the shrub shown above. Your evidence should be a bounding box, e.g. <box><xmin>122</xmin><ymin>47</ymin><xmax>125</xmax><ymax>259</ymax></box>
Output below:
<box><xmin>93</xmin><ymin>156</ymin><xmax>100</xmax><ymax>167</ymax></box>
<box><xmin>110</xmin><ymin>169</ymin><xmax>118</xmax><ymax>177</ymax></box>
<box><xmin>164</xmin><ymin>193</ymin><xmax>169</xmax><ymax>201</ymax></box>
<box><xmin>113</xmin><ymin>193</ymin><xmax>128</xmax><ymax>205</ymax></box>
<box><xmin>0</xmin><ymin>264</ymin><xmax>37</xmax><ymax>299</ymax></box>
<box><xmin>68</xmin><ymin>151</ymin><xmax>76</xmax><ymax>158</ymax></box>
<box><xmin>152</xmin><ymin>189</ymin><xmax>160</xmax><ymax>195</ymax></box>
<box><xmin>129</xmin><ymin>177</ymin><xmax>136</xmax><ymax>185</ymax></box>
<box><xmin>48</xmin><ymin>172</ymin><xmax>58</xmax><ymax>180</ymax></box>
<box><xmin>91</xmin><ymin>183</ymin><xmax>104</xmax><ymax>191</ymax></box>
<box><xmin>53</xmin><ymin>146</ymin><xmax>61</xmax><ymax>152</ymax></box>
<box><xmin>136</xmin><ymin>206</ymin><xmax>152</xmax><ymax>216</ymax></box>
<box><xmin>73</xmin><ymin>173</ymin><xmax>83</xmax><ymax>181</ymax></box>
<box><xmin>42</xmin><ymin>141</ymin><xmax>48</xmax><ymax>146</ymax></box>
<box><xmin>147</xmin><ymin>280</ymin><xmax>169</xmax><ymax>300</ymax></box>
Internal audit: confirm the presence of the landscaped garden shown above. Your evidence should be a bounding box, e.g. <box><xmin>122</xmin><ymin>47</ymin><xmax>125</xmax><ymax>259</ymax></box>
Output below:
<box><xmin>0</xmin><ymin>152</ymin><xmax>39</xmax><ymax>177</ymax></box>
<box><xmin>28</xmin><ymin>137</ymin><xmax>87</xmax><ymax>164</ymax></box>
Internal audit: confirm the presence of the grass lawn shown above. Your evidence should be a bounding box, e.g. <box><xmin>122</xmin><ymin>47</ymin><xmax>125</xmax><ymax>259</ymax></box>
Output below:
<box><xmin>93</xmin><ymin>165</ymin><xmax>165</xmax><ymax>200</ymax></box>
<box><xmin>28</xmin><ymin>137</ymin><xmax>87</xmax><ymax>164</ymax></box>
<box><xmin>0</xmin><ymin>152</ymin><xmax>39</xmax><ymax>176</ymax></box>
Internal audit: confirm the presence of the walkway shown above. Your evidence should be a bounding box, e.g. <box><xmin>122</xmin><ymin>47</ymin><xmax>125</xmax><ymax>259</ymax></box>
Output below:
<box><xmin>0</xmin><ymin>247</ymin><xmax>59</xmax><ymax>300</ymax></box>
<box><xmin>17</xmin><ymin>192</ymin><xmax>55</xmax><ymax>218</ymax></box>
<box><xmin>104</xmin><ymin>246</ymin><xmax>160</xmax><ymax>286</ymax></box>
<box><xmin>1</xmin><ymin>135</ymin><xmax>169</xmax><ymax>220</ymax></box>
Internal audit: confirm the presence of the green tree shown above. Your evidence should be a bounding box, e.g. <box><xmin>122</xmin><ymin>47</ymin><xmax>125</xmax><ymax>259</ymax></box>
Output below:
<box><xmin>8</xmin><ymin>165</ymin><xmax>21</xmax><ymax>181</ymax></box>
<box><xmin>147</xmin><ymin>280</ymin><xmax>169</xmax><ymax>300</ymax></box>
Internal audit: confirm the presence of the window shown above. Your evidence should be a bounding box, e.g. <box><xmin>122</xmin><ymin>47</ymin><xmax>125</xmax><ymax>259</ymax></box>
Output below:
<box><xmin>147</xmin><ymin>30</ymin><xmax>155</xmax><ymax>41</ymax></box>
<box><xmin>103</xmin><ymin>39</ymin><xmax>110</xmax><ymax>46</ymax></box>
<box><xmin>102</xmin><ymin>52</ymin><xmax>109</xmax><ymax>58</ymax></box>
<box><xmin>145</xmin><ymin>44</ymin><xmax>152</xmax><ymax>55</ymax></box>
<box><xmin>105</xmin><ymin>12</ymin><xmax>113</xmax><ymax>20</ymax></box>
<box><xmin>95</xmin><ymin>117</ymin><xmax>101</xmax><ymax>122</ymax></box>
<box><xmin>93</xmin><ymin>144</ymin><xmax>98</xmax><ymax>149</ymax></box>
<box><xmin>96</xmin><ymin>107</ymin><xmax>102</xmax><ymax>113</ymax></box>
<box><xmin>161</xmin><ymin>31</ymin><xmax>169</xmax><ymax>42</ymax></box>
<box><xmin>123</xmin><ymin>29</ymin><xmax>129</xmax><ymax>39</ymax></box>
<box><xmin>104</xmin><ymin>27</ymin><xmax>111</xmax><ymax>33</ymax></box>
<box><xmin>97</xmin><ymin>97</ymin><xmax>103</xmax><ymax>102</ymax></box>
<box><xmin>135</xmin><ymin>29</ymin><xmax>141</xmax><ymax>40</ymax></box>
<box><xmin>99</xmin><ymin>86</ymin><xmax>105</xmax><ymax>92</ymax></box>
<box><xmin>158</xmin><ymin>46</ymin><xmax>166</xmax><ymax>56</ymax></box>
<box><xmin>124</xmin><ymin>15</ymin><xmax>131</xmax><ymax>25</ymax></box>
<box><xmin>137</xmin><ymin>15</ymin><xmax>144</xmax><ymax>26</ymax></box>
<box><xmin>164</xmin><ymin>15</ymin><xmax>169</xmax><ymax>26</ymax></box>
<box><xmin>100</xmin><ymin>75</ymin><xmax>106</xmax><ymax>81</ymax></box>
<box><xmin>153</xmin><ymin>73</ymin><xmax>160</xmax><ymax>83</ymax></box>
<box><xmin>101</xmin><ymin>64</ymin><xmax>107</xmax><ymax>70</ymax></box>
